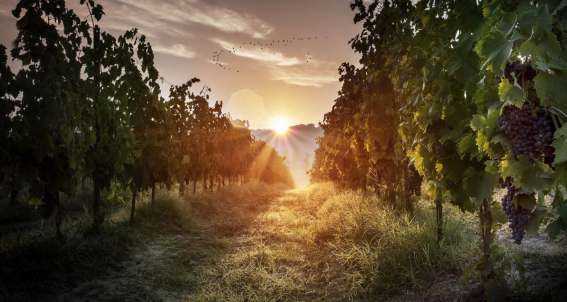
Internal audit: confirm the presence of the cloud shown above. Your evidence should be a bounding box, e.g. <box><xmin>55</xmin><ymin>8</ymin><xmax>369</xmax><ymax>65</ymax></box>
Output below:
<box><xmin>211</xmin><ymin>37</ymin><xmax>338</xmax><ymax>87</ymax></box>
<box><xmin>271</xmin><ymin>70</ymin><xmax>337</xmax><ymax>87</ymax></box>
<box><xmin>153</xmin><ymin>43</ymin><xmax>196</xmax><ymax>59</ymax></box>
<box><xmin>270</xmin><ymin>60</ymin><xmax>338</xmax><ymax>87</ymax></box>
<box><xmin>114</xmin><ymin>0</ymin><xmax>273</xmax><ymax>39</ymax></box>
<box><xmin>1</xmin><ymin>0</ymin><xmax>272</xmax><ymax>39</ymax></box>
<box><xmin>213</xmin><ymin>38</ymin><xmax>301</xmax><ymax>66</ymax></box>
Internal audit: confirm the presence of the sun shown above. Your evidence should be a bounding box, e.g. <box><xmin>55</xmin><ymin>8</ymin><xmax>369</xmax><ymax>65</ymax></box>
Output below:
<box><xmin>271</xmin><ymin>117</ymin><xmax>290</xmax><ymax>135</ymax></box>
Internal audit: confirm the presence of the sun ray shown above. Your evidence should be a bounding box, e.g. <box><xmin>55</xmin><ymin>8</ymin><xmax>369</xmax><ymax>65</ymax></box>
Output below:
<box><xmin>271</xmin><ymin>117</ymin><xmax>289</xmax><ymax>135</ymax></box>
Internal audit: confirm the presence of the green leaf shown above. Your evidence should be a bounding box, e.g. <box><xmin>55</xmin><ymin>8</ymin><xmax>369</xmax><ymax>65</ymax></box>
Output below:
<box><xmin>515</xmin><ymin>193</ymin><xmax>536</xmax><ymax>210</ymax></box>
<box><xmin>492</xmin><ymin>201</ymin><xmax>508</xmax><ymax>224</ymax></box>
<box><xmin>559</xmin><ymin>203</ymin><xmax>567</xmax><ymax>224</ymax></box>
<box><xmin>552</xmin><ymin>125</ymin><xmax>567</xmax><ymax>165</ymax></box>
<box><xmin>555</xmin><ymin>165</ymin><xmax>567</xmax><ymax>189</ymax></box>
<box><xmin>457</xmin><ymin>133</ymin><xmax>475</xmax><ymax>157</ymax></box>
<box><xmin>526</xmin><ymin>206</ymin><xmax>546</xmax><ymax>235</ymax></box>
<box><xmin>534</xmin><ymin>72</ymin><xmax>567</xmax><ymax>112</ymax></box>
<box><xmin>519</xmin><ymin>34</ymin><xmax>567</xmax><ymax>71</ymax></box>
<box><xmin>485</xmin><ymin>106</ymin><xmax>500</xmax><ymax>136</ymax></box>
<box><xmin>470</xmin><ymin>115</ymin><xmax>485</xmax><ymax>131</ymax></box>
<box><xmin>498</xmin><ymin>78</ymin><xmax>524</xmax><ymax>106</ymax></box>
<box><xmin>485</xmin><ymin>160</ymin><xmax>499</xmax><ymax>174</ymax></box>
<box><xmin>475</xmin><ymin>29</ymin><xmax>515</xmax><ymax>71</ymax></box>
<box><xmin>500</xmin><ymin>157</ymin><xmax>554</xmax><ymax>191</ymax></box>
<box><xmin>463</xmin><ymin>169</ymin><xmax>497</xmax><ymax>200</ymax></box>
<box><xmin>552</xmin><ymin>189</ymin><xmax>564</xmax><ymax>208</ymax></box>
<box><xmin>546</xmin><ymin>219</ymin><xmax>566</xmax><ymax>239</ymax></box>
<box><xmin>517</xmin><ymin>3</ymin><xmax>552</xmax><ymax>34</ymax></box>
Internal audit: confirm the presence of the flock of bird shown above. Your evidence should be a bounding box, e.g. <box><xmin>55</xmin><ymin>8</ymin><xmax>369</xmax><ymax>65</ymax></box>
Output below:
<box><xmin>210</xmin><ymin>35</ymin><xmax>328</xmax><ymax>73</ymax></box>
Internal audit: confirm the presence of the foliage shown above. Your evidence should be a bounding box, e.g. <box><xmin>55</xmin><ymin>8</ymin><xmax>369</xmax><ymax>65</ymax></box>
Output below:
<box><xmin>0</xmin><ymin>0</ymin><xmax>292</xmax><ymax>235</ymax></box>
<box><xmin>312</xmin><ymin>0</ymin><xmax>567</xmax><ymax>297</ymax></box>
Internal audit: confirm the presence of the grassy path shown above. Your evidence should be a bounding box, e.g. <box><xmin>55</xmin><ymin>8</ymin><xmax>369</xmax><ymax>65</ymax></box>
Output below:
<box><xmin>56</xmin><ymin>184</ymin><xmax>481</xmax><ymax>302</ymax></box>
<box><xmin>182</xmin><ymin>189</ymin><xmax>333</xmax><ymax>302</ymax></box>
<box><xmin>53</xmin><ymin>185</ymin><xmax>292</xmax><ymax>301</ymax></box>
<box><xmin>58</xmin><ymin>187</ymin><xmax>349</xmax><ymax>302</ymax></box>
<box><xmin>3</xmin><ymin>184</ymin><xmax>566</xmax><ymax>301</ymax></box>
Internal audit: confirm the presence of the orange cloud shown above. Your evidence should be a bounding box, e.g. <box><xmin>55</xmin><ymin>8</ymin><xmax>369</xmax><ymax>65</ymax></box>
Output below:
<box><xmin>115</xmin><ymin>0</ymin><xmax>273</xmax><ymax>38</ymax></box>
<box><xmin>153</xmin><ymin>44</ymin><xmax>196</xmax><ymax>59</ymax></box>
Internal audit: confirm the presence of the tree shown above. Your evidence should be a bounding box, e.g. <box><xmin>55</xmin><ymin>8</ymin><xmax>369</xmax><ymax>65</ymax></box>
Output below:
<box><xmin>0</xmin><ymin>45</ymin><xmax>19</xmax><ymax>206</ymax></box>
<box><xmin>1</xmin><ymin>0</ymin><xmax>292</xmax><ymax>238</ymax></box>
<box><xmin>10</xmin><ymin>0</ymin><xmax>88</xmax><ymax>239</ymax></box>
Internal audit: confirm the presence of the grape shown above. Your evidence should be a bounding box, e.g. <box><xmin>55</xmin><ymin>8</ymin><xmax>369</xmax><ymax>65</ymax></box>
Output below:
<box><xmin>497</xmin><ymin>103</ymin><xmax>556</xmax><ymax>162</ymax></box>
<box><xmin>509</xmin><ymin>206</ymin><xmax>530</xmax><ymax>244</ymax></box>
<box><xmin>500</xmin><ymin>178</ymin><xmax>531</xmax><ymax>244</ymax></box>
<box><xmin>501</xmin><ymin>177</ymin><xmax>515</xmax><ymax>217</ymax></box>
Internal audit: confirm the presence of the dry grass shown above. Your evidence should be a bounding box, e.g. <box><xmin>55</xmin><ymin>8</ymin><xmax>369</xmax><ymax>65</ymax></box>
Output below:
<box><xmin>181</xmin><ymin>182</ymin><xmax>477</xmax><ymax>301</ymax></box>
<box><xmin>1</xmin><ymin>182</ymin><xmax>478</xmax><ymax>301</ymax></box>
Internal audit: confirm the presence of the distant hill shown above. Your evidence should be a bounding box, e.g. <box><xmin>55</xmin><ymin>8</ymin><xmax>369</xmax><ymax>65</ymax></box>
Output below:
<box><xmin>252</xmin><ymin>124</ymin><xmax>323</xmax><ymax>188</ymax></box>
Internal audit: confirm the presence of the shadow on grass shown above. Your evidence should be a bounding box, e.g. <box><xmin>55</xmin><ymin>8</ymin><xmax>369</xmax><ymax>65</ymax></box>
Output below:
<box><xmin>0</xmin><ymin>182</ymin><xmax>286</xmax><ymax>301</ymax></box>
<box><xmin>0</xmin><ymin>219</ymin><xmax>136</xmax><ymax>301</ymax></box>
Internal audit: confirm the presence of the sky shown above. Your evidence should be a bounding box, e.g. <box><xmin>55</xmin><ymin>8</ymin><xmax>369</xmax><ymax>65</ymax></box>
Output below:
<box><xmin>0</xmin><ymin>0</ymin><xmax>362</xmax><ymax>129</ymax></box>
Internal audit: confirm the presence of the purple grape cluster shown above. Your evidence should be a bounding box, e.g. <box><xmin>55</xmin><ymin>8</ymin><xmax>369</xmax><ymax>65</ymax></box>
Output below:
<box><xmin>501</xmin><ymin>178</ymin><xmax>516</xmax><ymax>217</ymax></box>
<box><xmin>501</xmin><ymin>178</ymin><xmax>531</xmax><ymax>244</ymax></box>
<box><xmin>497</xmin><ymin>103</ymin><xmax>555</xmax><ymax>162</ymax></box>
<box><xmin>509</xmin><ymin>206</ymin><xmax>530</xmax><ymax>244</ymax></box>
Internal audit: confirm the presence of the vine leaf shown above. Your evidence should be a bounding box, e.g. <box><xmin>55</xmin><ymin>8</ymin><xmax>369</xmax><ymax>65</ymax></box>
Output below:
<box><xmin>498</xmin><ymin>78</ymin><xmax>524</xmax><ymax>106</ymax></box>
<box><xmin>492</xmin><ymin>202</ymin><xmax>508</xmax><ymax>224</ymax></box>
<box><xmin>500</xmin><ymin>157</ymin><xmax>553</xmax><ymax>191</ymax></box>
<box><xmin>552</xmin><ymin>190</ymin><xmax>564</xmax><ymax>208</ymax></box>
<box><xmin>534</xmin><ymin>72</ymin><xmax>567</xmax><ymax>112</ymax></box>
<box><xmin>515</xmin><ymin>193</ymin><xmax>536</xmax><ymax>210</ymax></box>
<box><xmin>552</xmin><ymin>125</ymin><xmax>567</xmax><ymax>165</ymax></box>
<box><xmin>547</xmin><ymin>219</ymin><xmax>567</xmax><ymax>239</ymax></box>
<box><xmin>526</xmin><ymin>206</ymin><xmax>547</xmax><ymax>235</ymax></box>
<box><xmin>470</xmin><ymin>114</ymin><xmax>485</xmax><ymax>131</ymax></box>
<box><xmin>475</xmin><ymin>30</ymin><xmax>515</xmax><ymax>71</ymax></box>
<box><xmin>547</xmin><ymin>200</ymin><xmax>567</xmax><ymax>237</ymax></box>
<box><xmin>463</xmin><ymin>169</ymin><xmax>497</xmax><ymax>201</ymax></box>
<box><xmin>519</xmin><ymin>34</ymin><xmax>567</xmax><ymax>72</ymax></box>
<box><xmin>559</xmin><ymin>203</ymin><xmax>567</xmax><ymax>224</ymax></box>
<box><xmin>457</xmin><ymin>133</ymin><xmax>475</xmax><ymax>157</ymax></box>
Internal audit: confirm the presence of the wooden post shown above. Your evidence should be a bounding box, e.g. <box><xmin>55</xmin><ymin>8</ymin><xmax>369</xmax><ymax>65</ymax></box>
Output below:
<box><xmin>479</xmin><ymin>198</ymin><xmax>494</xmax><ymax>284</ymax></box>
<box><xmin>435</xmin><ymin>197</ymin><xmax>443</xmax><ymax>245</ymax></box>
